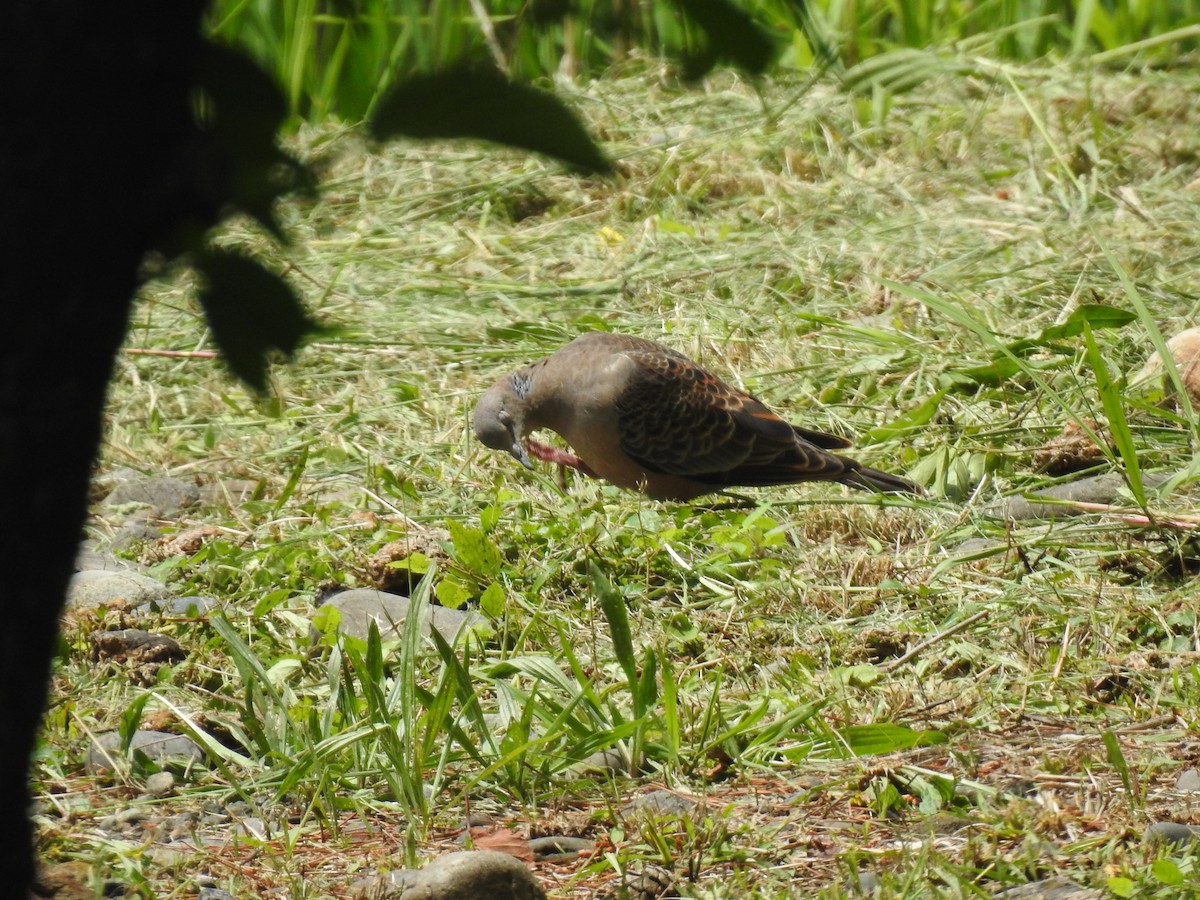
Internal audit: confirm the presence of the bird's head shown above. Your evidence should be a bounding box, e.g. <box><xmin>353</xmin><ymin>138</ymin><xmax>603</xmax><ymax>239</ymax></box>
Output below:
<box><xmin>473</xmin><ymin>374</ymin><xmax>534</xmax><ymax>469</ymax></box>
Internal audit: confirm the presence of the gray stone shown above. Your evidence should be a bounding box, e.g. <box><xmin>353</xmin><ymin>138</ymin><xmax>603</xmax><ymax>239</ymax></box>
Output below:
<box><xmin>992</xmin><ymin>473</ymin><xmax>1170</xmax><ymax>521</ymax></box>
<box><xmin>235</xmin><ymin>816</ymin><xmax>268</xmax><ymax>840</ymax></box>
<box><xmin>528</xmin><ymin>835</ymin><xmax>592</xmax><ymax>861</ymax></box>
<box><xmin>87</xmin><ymin>729</ymin><xmax>205</xmax><ymax>774</ymax></box>
<box><xmin>74</xmin><ymin>541</ymin><xmax>131</xmax><ymax>573</ymax></box>
<box><xmin>319</xmin><ymin>589</ymin><xmax>484</xmax><ymax>646</ymax></box>
<box><xmin>847</xmin><ymin>869</ymin><xmax>880</xmax><ymax>894</ymax></box>
<box><xmin>607</xmin><ymin>865</ymin><xmax>675</xmax><ymax>900</ymax></box>
<box><xmin>1145</xmin><ymin>821</ymin><xmax>1200</xmax><ymax>847</ymax></box>
<box><xmin>145</xmin><ymin>771</ymin><xmax>176</xmax><ymax>797</ymax></box>
<box><xmin>574</xmin><ymin>747</ymin><xmax>629</xmax><ymax>777</ymax></box>
<box><xmin>350</xmin><ymin>850</ymin><xmax>546</xmax><ymax>900</ymax></box>
<box><xmin>136</xmin><ymin>595</ymin><xmax>218</xmax><ymax>617</ymax></box>
<box><xmin>198</xmin><ymin>890</ymin><xmax>236</xmax><ymax>900</ymax></box>
<box><xmin>1175</xmin><ymin>767</ymin><xmax>1200</xmax><ymax>792</ymax></box>
<box><xmin>104</xmin><ymin>475</ymin><xmax>199</xmax><ymax>515</ymax></box>
<box><xmin>111</xmin><ymin>518</ymin><xmax>163</xmax><ymax>549</ymax></box>
<box><xmin>623</xmin><ymin>789</ymin><xmax>698</xmax><ymax>817</ymax></box>
<box><xmin>68</xmin><ymin>570</ymin><xmax>169</xmax><ymax>609</ymax></box>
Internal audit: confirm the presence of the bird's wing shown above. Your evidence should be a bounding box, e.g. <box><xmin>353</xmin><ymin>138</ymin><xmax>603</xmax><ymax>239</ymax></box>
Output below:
<box><xmin>614</xmin><ymin>349</ymin><xmax>840</xmax><ymax>479</ymax></box>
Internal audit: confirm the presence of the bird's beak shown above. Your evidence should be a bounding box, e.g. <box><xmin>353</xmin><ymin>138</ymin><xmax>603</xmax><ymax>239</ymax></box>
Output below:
<box><xmin>511</xmin><ymin>440</ymin><xmax>534</xmax><ymax>469</ymax></box>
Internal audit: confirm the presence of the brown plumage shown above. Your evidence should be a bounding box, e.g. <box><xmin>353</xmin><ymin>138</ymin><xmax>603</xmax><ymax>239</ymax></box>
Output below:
<box><xmin>473</xmin><ymin>332</ymin><xmax>920</xmax><ymax>501</ymax></box>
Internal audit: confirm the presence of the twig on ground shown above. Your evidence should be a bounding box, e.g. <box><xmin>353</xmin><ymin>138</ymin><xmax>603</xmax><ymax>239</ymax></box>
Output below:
<box><xmin>881</xmin><ymin>610</ymin><xmax>990</xmax><ymax>673</ymax></box>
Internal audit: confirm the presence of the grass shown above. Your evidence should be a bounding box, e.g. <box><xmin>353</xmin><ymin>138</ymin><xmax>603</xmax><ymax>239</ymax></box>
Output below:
<box><xmin>38</xmin><ymin>58</ymin><xmax>1200</xmax><ymax>897</ymax></box>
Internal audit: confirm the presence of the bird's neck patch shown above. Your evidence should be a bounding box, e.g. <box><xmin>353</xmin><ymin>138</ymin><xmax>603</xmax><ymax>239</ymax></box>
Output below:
<box><xmin>511</xmin><ymin>371</ymin><xmax>533</xmax><ymax>400</ymax></box>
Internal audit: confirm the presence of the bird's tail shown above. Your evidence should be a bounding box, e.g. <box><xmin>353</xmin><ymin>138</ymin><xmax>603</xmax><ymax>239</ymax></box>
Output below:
<box><xmin>840</xmin><ymin>464</ymin><xmax>923</xmax><ymax>495</ymax></box>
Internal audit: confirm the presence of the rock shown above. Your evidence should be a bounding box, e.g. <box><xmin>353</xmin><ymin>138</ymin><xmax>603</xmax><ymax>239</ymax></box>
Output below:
<box><xmin>528</xmin><ymin>835</ymin><xmax>593</xmax><ymax>861</ymax></box>
<box><xmin>135</xmin><ymin>595</ymin><xmax>218</xmax><ymax>617</ymax></box>
<box><xmin>1145</xmin><ymin>821</ymin><xmax>1200</xmax><ymax>847</ymax></box>
<box><xmin>68</xmin><ymin>570</ymin><xmax>170</xmax><ymax>609</ymax></box>
<box><xmin>846</xmin><ymin>869</ymin><xmax>880</xmax><ymax>894</ymax></box>
<box><xmin>601</xmin><ymin>865</ymin><xmax>676</xmax><ymax>900</ymax></box>
<box><xmin>198</xmin><ymin>890</ymin><xmax>236</xmax><ymax>900</ymax></box>
<box><xmin>103</xmin><ymin>474</ymin><xmax>199</xmax><ymax>515</ymax></box>
<box><xmin>994</xmin><ymin>877</ymin><xmax>1101</xmax><ymax>898</ymax></box>
<box><xmin>1175</xmin><ymin>767</ymin><xmax>1200</xmax><ymax>792</ymax></box>
<box><xmin>349</xmin><ymin>850</ymin><xmax>546</xmax><ymax>900</ymax></box>
<box><xmin>623</xmin><ymin>790</ymin><xmax>699</xmax><ymax>817</ymax></box>
<box><xmin>317</xmin><ymin>589</ymin><xmax>484</xmax><ymax>645</ymax></box>
<box><xmin>144</xmin><ymin>771</ymin><xmax>176</xmax><ymax>797</ymax></box>
<box><xmin>74</xmin><ymin>540</ymin><xmax>131</xmax><ymax>573</ymax></box>
<box><xmin>111</xmin><ymin>518</ymin><xmax>163</xmax><ymax>550</ymax></box>
<box><xmin>87</xmin><ymin>729</ymin><xmax>205</xmax><ymax>774</ymax></box>
<box><xmin>991</xmin><ymin>473</ymin><xmax>1170</xmax><ymax>521</ymax></box>
<box><xmin>574</xmin><ymin>747</ymin><xmax>629</xmax><ymax>777</ymax></box>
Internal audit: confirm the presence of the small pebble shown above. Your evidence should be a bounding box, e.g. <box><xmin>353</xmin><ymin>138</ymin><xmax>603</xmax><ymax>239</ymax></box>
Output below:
<box><xmin>528</xmin><ymin>835</ymin><xmax>593</xmax><ymax>860</ymax></box>
<box><xmin>1145</xmin><ymin>821</ymin><xmax>1200</xmax><ymax>847</ymax></box>
<box><xmin>1174</xmin><ymin>767</ymin><xmax>1200</xmax><ymax>793</ymax></box>
<box><xmin>145</xmin><ymin>771</ymin><xmax>176</xmax><ymax>797</ymax></box>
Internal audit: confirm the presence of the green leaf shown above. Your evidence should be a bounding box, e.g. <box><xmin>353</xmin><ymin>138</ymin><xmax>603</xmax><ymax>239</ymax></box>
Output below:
<box><xmin>369</xmin><ymin>67</ymin><xmax>611</xmax><ymax>175</ymax></box>
<box><xmin>835</xmin><ymin>665</ymin><xmax>881</xmax><ymax>688</ymax></box>
<box><xmin>389</xmin><ymin>552</ymin><xmax>431</xmax><ymax>575</ymax></box>
<box><xmin>119</xmin><ymin>693</ymin><xmax>153</xmax><ymax>754</ymax></box>
<box><xmin>955</xmin><ymin>357</ymin><xmax>1025</xmax><ymax>385</ymax></box>
<box><xmin>589</xmin><ymin>560</ymin><xmax>637</xmax><ymax>688</ymax></box>
<box><xmin>1084</xmin><ymin>324</ymin><xmax>1146</xmax><ymax>509</ymax></box>
<box><xmin>861</xmin><ymin>390</ymin><xmax>945</xmax><ymax>445</ymax></box>
<box><xmin>197</xmin><ymin>250</ymin><xmax>322</xmax><ymax>391</ymax></box>
<box><xmin>1152</xmin><ymin>859</ymin><xmax>1184</xmax><ymax>886</ymax></box>
<box><xmin>838</xmin><ymin>723</ymin><xmax>947</xmax><ymax>756</ymax></box>
<box><xmin>1102</xmin><ymin>728</ymin><xmax>1133</xmax><ymax>795</ymax></box>
<box><xmin>435</xmin><ymin>576</ymin><xmax>473</xmax><ymax>610</ymax></box>
<box><xmin>1036</xmin><ymin>303</ymin><xmax>1137</xmax><ymax>343</ymax></box>
<box><xmin>311</xmin><ymin>604</ymin><xmax>343</xmax><ymax>641</ymax></box>
<box><xmin>1106</xmin><ymin>876</ymin><xmax>1136</xmax><ymax>898</ymax></box>
<box><xmin>447</xmin><ymin>520</ymin><xmax>502</xmax><ymax>578</ymax></box>
<box><xmin>479</xmin><ymin>582</ymin><xmax>505</xmax><ymax>618</ymax></box>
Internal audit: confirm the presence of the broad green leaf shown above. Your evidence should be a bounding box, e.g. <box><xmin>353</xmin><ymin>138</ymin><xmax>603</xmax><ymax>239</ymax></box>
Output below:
<box><xmin>389</xmin><ymin>552</ymin><xmax>431</xmax><ymax>575</ymax></box>
<box><xmin>589</xmin><ymin>561</ymin><xmax>637</xmax><ymax>688</ymax></box>
<box><xmin>311</xmin><ymin>604</ymin><xmax>342</xmax><ymax>640</ymax></box>
<box><xmin>435</xmin><ymin>576</ymin><xmax>473</xmax><ymax>610</ymax></box>
<box><xmin>655</xmin><ymin>218</ymin><xmax>696</xmax><ymax>236</ymax></box>
<box><xmin>479</xmin><ymin>582</ymin><xmax>505</xmax><ymax>618</ymax></box>
<box><xmin>1106</xmin><ymin>876</ymin><xmax>1135</xmax><ymax>898</ymax></box>
<box><xmin>1102</xmin><ymin>728</ymin><xmax>1133</xmax><ymax>795</ymax></box>
<box><xmin>1152</xmin><ymin>859</ymin><xmax>1183</xmax><ymax>885</ymax></box>
<box><xmin>835</xmin><ymin>665</ymin><xmax>881</xmax><ymax>688</ymax></box>
<box><xmin>1035</xmin><ymin>303</ymin><xmax>1136</xmax><ymax>343</ymax></box>
<box><xmin>839</xmin><ymin>723</ymin><xmax>946</xmax><ymax>756</ymax></box>
<box><xmin>862</xmin><ymin>390</ymin><xmax>945</xmax><ymax>444</ymax></box>
<box><xmin>448</xmin><ymin>520</ymin><xmax>502</xmax><ymax>578</ymax></box>
<box><xmin>370</xmin><ymin>67</ymin><xmax>611</xmax><ymax>175</ymax></box>
<box><xmin>1085</xmin><ymin>324</ymin><xmax>1146</xmax><ymax>509</ymax></box>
